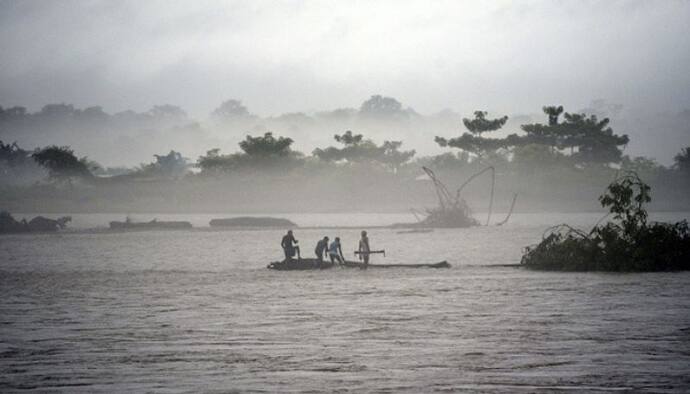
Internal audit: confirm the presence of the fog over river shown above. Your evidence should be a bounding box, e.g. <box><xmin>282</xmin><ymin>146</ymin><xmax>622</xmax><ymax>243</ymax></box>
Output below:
<box><xmin>1</xmin><ymin>213</ymin><xmax>689</xmax><ymax>392</ymax></box>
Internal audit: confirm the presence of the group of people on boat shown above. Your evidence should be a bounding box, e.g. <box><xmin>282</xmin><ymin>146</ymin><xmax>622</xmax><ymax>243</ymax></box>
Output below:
<box><xmin>280</xmin><ymin>229</ymin><xmax>371</xmax><ymax>265</ymax></box>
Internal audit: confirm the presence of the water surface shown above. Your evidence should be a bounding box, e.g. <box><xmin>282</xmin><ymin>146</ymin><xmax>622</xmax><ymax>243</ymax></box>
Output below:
<box><xmin>1</xmin><ymin>213</ymin><xmax>689</xmax><ymax>392</ymax></box>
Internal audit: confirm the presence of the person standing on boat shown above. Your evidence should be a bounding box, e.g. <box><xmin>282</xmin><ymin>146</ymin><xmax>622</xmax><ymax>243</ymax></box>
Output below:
<box><xmin>328</xmin><ymin>237</ymin><xmax>344</xmax><ymax>265</ymax></box>
<box><xmin>281</xmin><ymin>230</ymin><xmax>300</xmax><ymax>260</ymax></box>
<box><xmin>314</xmin><ymin>236</ymin><xmax>329</xmax><ymax>262</ymax></box>
<box><xmin>358</xmin><ymin>230</ymin><xmax>371</xmax><ymax>267</ymax></box>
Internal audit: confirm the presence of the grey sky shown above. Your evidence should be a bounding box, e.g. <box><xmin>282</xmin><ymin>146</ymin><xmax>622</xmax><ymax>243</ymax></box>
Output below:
<box><xmin>2</xmin><ymin>0</ymin><xmax>689</xmax><ymax>118</ymax></box>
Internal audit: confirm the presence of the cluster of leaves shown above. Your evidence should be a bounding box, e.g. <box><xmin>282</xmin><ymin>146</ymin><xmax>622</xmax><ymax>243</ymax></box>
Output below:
<box><xmin>31</xmin><ymin>146</ymin><xmax>94</xmax><ymax>181</ymax></box>
<box><xmin>462</xmin><ymin>110</ymin><xmax>508</xmax><ymax>135</ymax></box>
<box><xmin>197</xmin><ymin>132</ymin><xmax>304</xmax><ymax>175</ymax></box>
<box><xmin>1</xmin><ymin>141</ymin><xmax>34</xmax><ymax>169</ymax></box>
<box><xmin>521</xmin><ymin>172</ymin><xmax>690</xmax><ymax>271</ymax></box>
<box><xmin>436</xmin><ymin>106</ymin><xmax>629</xmax><ymax>166</ymax></box>
<box><xmin>136</xmin><ymin>150</ymin><xmax>189</xmax><ymax>179</ymax></box>
<box><xmin>675</xmin><ymin>147</ymin><xmax>690</xmax><ymax>175</ymax></box>
<box><xmin>435</xmin><ymin>111</ymin><xmax>514</xmax><ymax>158</ymax></box>
<box><xmin>312</xmin><ymin>131</ymin><xmax>415</xmax><ymax>172</ymax></box>
<box><xmin>521</xmin><ymin>109</ymin><xmax>629</xmax><ymax>165</ymax></box>
<box><xmin>359</xmin><ymin>95</ymin><xmax>410</xmax><ymax>119</ymax></box>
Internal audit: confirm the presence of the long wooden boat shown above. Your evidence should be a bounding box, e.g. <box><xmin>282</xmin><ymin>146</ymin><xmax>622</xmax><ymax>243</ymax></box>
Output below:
<box><xmin>267</xmin><ymin>258</ymin><xmax>450</xmax><ymax>270</ymax></box>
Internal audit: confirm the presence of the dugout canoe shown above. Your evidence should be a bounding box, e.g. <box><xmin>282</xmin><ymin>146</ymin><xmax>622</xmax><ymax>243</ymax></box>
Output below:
<box><xmin>267</xmin><ymin>258</ymin><xmax>450</xmax><ymax>270</ymax></box>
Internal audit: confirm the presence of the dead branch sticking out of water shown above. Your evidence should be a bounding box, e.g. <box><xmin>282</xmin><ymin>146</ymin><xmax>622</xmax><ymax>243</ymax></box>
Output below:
<box><xmin>392</xmin><ymin>166</ymin><xmax>516</xmax><ymax>228</ymax></box>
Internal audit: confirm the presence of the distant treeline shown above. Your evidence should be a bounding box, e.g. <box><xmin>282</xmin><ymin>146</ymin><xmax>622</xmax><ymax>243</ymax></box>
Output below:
<box><xmin>1</xmin><ymin>98</ymin><xmax>689</xmax><ymax>213</ymax></box>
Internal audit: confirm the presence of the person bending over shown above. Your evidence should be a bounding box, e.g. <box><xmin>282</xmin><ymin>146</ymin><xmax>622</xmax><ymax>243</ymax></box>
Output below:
<box><xmin>314</xmin><ymin>236</ymin><xmax>329</xmax><ymax>262</ymax></box>
<box><xmin>328</xmin><ymin>237</ymin><xmax>344</xmax><ymax>265</ymax></box>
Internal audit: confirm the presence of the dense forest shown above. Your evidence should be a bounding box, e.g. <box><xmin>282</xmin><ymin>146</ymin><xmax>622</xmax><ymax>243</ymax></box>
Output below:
<box><xmin>1</xmin><ymin>96</ymin><xmax>689</xmax><ymax>213</ymax></box>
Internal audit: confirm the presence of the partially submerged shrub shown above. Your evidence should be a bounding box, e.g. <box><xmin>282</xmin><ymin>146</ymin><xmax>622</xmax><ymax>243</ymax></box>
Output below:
<box><xmin>521</xmin><ymin>172</ymin><xmax>690</xmax><ymax>271</ymax></box>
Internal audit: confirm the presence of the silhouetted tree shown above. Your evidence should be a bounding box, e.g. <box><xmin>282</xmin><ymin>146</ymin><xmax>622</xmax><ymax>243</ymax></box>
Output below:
<box><xmin>148</xmin><ymin>105</ymin><xmax>187</xmax><ymax>121</ymax></box>
<box><xmin>239</xmin><ymin>132</ymin><xmax>294</xmax><ymax>156</ymax></box>
<box><xmin>359</xmin><ymin>95</ymin><xmax>408</xmax><ymax>118</ymax></box>
<box><xmin>32</xmin><ymin>146</ymin><xmax>92</xmax><ymax>181</ymax></box>
<box><xmin>621</xmin><ymin>155</ymin><xmax>662</xmax><ymax>179</ymax></box>
<box><xmin>0</xmin><ymin>141</ymin><xmax>32</xmax><ymax>168</ymax></box>
<box><xmin>38</xmin><ymin>103</ymin><xmax>77</xmax><ymax>119</ymax></box>
<box><xmin>211</xmin><ymin>99</ymin><xmax>251</xmax><ymax>120</ymax></box>
<box><xmin>313</xmin><ymin>130</ymin><xmax>415</xmax><ymax>172</ymax></box>
<box><xmin>435</xmin><ymin>111</ymin><xmax>512</xmax><ymax>158</ymax></box>
<box><xmin>543</xmin><ymin>105</ymin><xmax>564</xmax><ymax>126</ymax></box>
<box><xmin>520</xmin><ymin>106</ymin><xmax>629</xmax><ymax>165</ymax></box>
<box><xmin>462</xmin><ymin>111</ymin><xmax>509</xmax><ymax>136</ymax></box>
<box><xmin>137</xmin><ymin>150</ymin><xmax>189</xmax><ymax>178</ymax></box>
<box><xmin>197</xmin><ymin>132</ymin><xmax>303</xmax><ymax>175</ymax></box>
<box><xmin>674</xmin><ymin>147</ymin><xmax>690</xmax><ymax>176</ymax></box>
<box><xmin>0</xmin><ymin>106</ymin><xmax>28</xmax><ymax>121</ymax></box>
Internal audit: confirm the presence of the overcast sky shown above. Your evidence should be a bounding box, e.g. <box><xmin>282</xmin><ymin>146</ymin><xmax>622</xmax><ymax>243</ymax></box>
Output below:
<box><xmin>1</xmin><ymin>0</ymin><xmax>690</xmax><ymax>118</ymax></box>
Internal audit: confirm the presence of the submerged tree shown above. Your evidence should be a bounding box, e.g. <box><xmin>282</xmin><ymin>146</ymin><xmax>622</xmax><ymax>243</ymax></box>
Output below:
<box><xmin>521</xmin><ymin>171</ymin><xmax>690</xmax><ymax>271</ymax></box>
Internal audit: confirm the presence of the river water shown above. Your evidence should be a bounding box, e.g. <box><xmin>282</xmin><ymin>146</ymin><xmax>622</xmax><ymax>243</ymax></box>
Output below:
<box><xmin>1</xmin><ymin>213</ymin><xmax>690</xmax><ymax>392</ymax></box>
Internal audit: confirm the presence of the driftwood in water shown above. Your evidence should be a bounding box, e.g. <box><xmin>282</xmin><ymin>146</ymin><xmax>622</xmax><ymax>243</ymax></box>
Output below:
<box><xmin>393</xmin><ymin>166</ymin><xmax>482</xmax><ymax>228</ymax></box>
<box><xmin>210</xmin><ymin>216</ymin><xmax>297</xmax><ymax>228</ymax></box>
<box><xmin>496</xmin><ymin>193</ymin><xmax>518</xmax><ymax>226</ymax></box>
<box><xmin>267</xmin><ymin>258</ymin><xmax>450</xmax><ymax>270</ymax></box>
<box><xmin>109</xmin><ymin>219</ymin><xmax>192</xmax><ymax>230</ymax></box>
<box><xmin>0</xmin><ymin>211</ymin><xmax>71</xmax><ymax>233</ymax></box>
<box><xmin>393</xmin><ymin>166</ymin><xmax>517</xmax><ymax>228</ymax></box>
<box><xmin>396</xmin><ymin>228</ymin><xmax>434</xmax><ymax>234</ymax></box>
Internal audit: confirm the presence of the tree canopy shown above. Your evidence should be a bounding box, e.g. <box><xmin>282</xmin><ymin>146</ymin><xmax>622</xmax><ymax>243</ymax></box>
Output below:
<box><xmin>435</xmin><ymin>110</ymin><xmax>512</xmax><ymax>158</ymax></box>
<box><xmin>197</xmin><ymin>132</ymin><xmax>303</xmax><ymax>175</ymax></box>
<box><xmin>31</xmin><ymin>146</ymin><xmax>93</xmax><ymax>180</ymax></box>
<box><xmin>462</xmin><ymin>111</ymin><xmax>509</xmax><ymax>135</ymax></box>
<box><xmin>211</xmin><ymin>99</ymin><xmax>251</xmax><ymax>120</ymax></box>
<box><xmin>359</xmin><ymin>95</ymin><xmax>408</xmax><ymax>119</ymax></box>
<box><xmin>239</xmin><ymin>132</ymin><xmax>294</xmax><ymax>156</ymax></box>
<box><xmin>313</xmin><ymin>130</ymin><xmax>415</xmax><ymax>172</ymax></box>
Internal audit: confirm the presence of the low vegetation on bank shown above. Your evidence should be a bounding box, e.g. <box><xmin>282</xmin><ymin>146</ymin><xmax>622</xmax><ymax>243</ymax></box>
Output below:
<box><xmin>521</xmin><ymin>172</ymin><xmax>690</xmax><ymax>271</ymax></box>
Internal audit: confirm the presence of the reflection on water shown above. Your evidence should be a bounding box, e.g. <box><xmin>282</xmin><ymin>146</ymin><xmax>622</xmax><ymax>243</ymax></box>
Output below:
<box><xmin>1</xmin><ymin>213</ymin><xmax>689</xmax><ymax>392</ymax></box>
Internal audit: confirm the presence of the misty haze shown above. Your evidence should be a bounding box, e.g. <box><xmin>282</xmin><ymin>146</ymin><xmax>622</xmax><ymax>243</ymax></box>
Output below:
<box><xmin>1</xmin><ymin>1</ymin><xmax>690</xmax><ymax>393</ymax></box>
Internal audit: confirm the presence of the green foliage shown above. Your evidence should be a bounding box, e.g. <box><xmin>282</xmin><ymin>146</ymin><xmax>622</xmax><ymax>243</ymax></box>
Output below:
<box><xmin>31</xmin><ymin>145</ymin><xmax>93</xmax><ymax>180</ymax></box>
<box><xmin>521</xmin><ymin>172</ymin><xmax>690</xmax><ymax>271</ymax></box>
